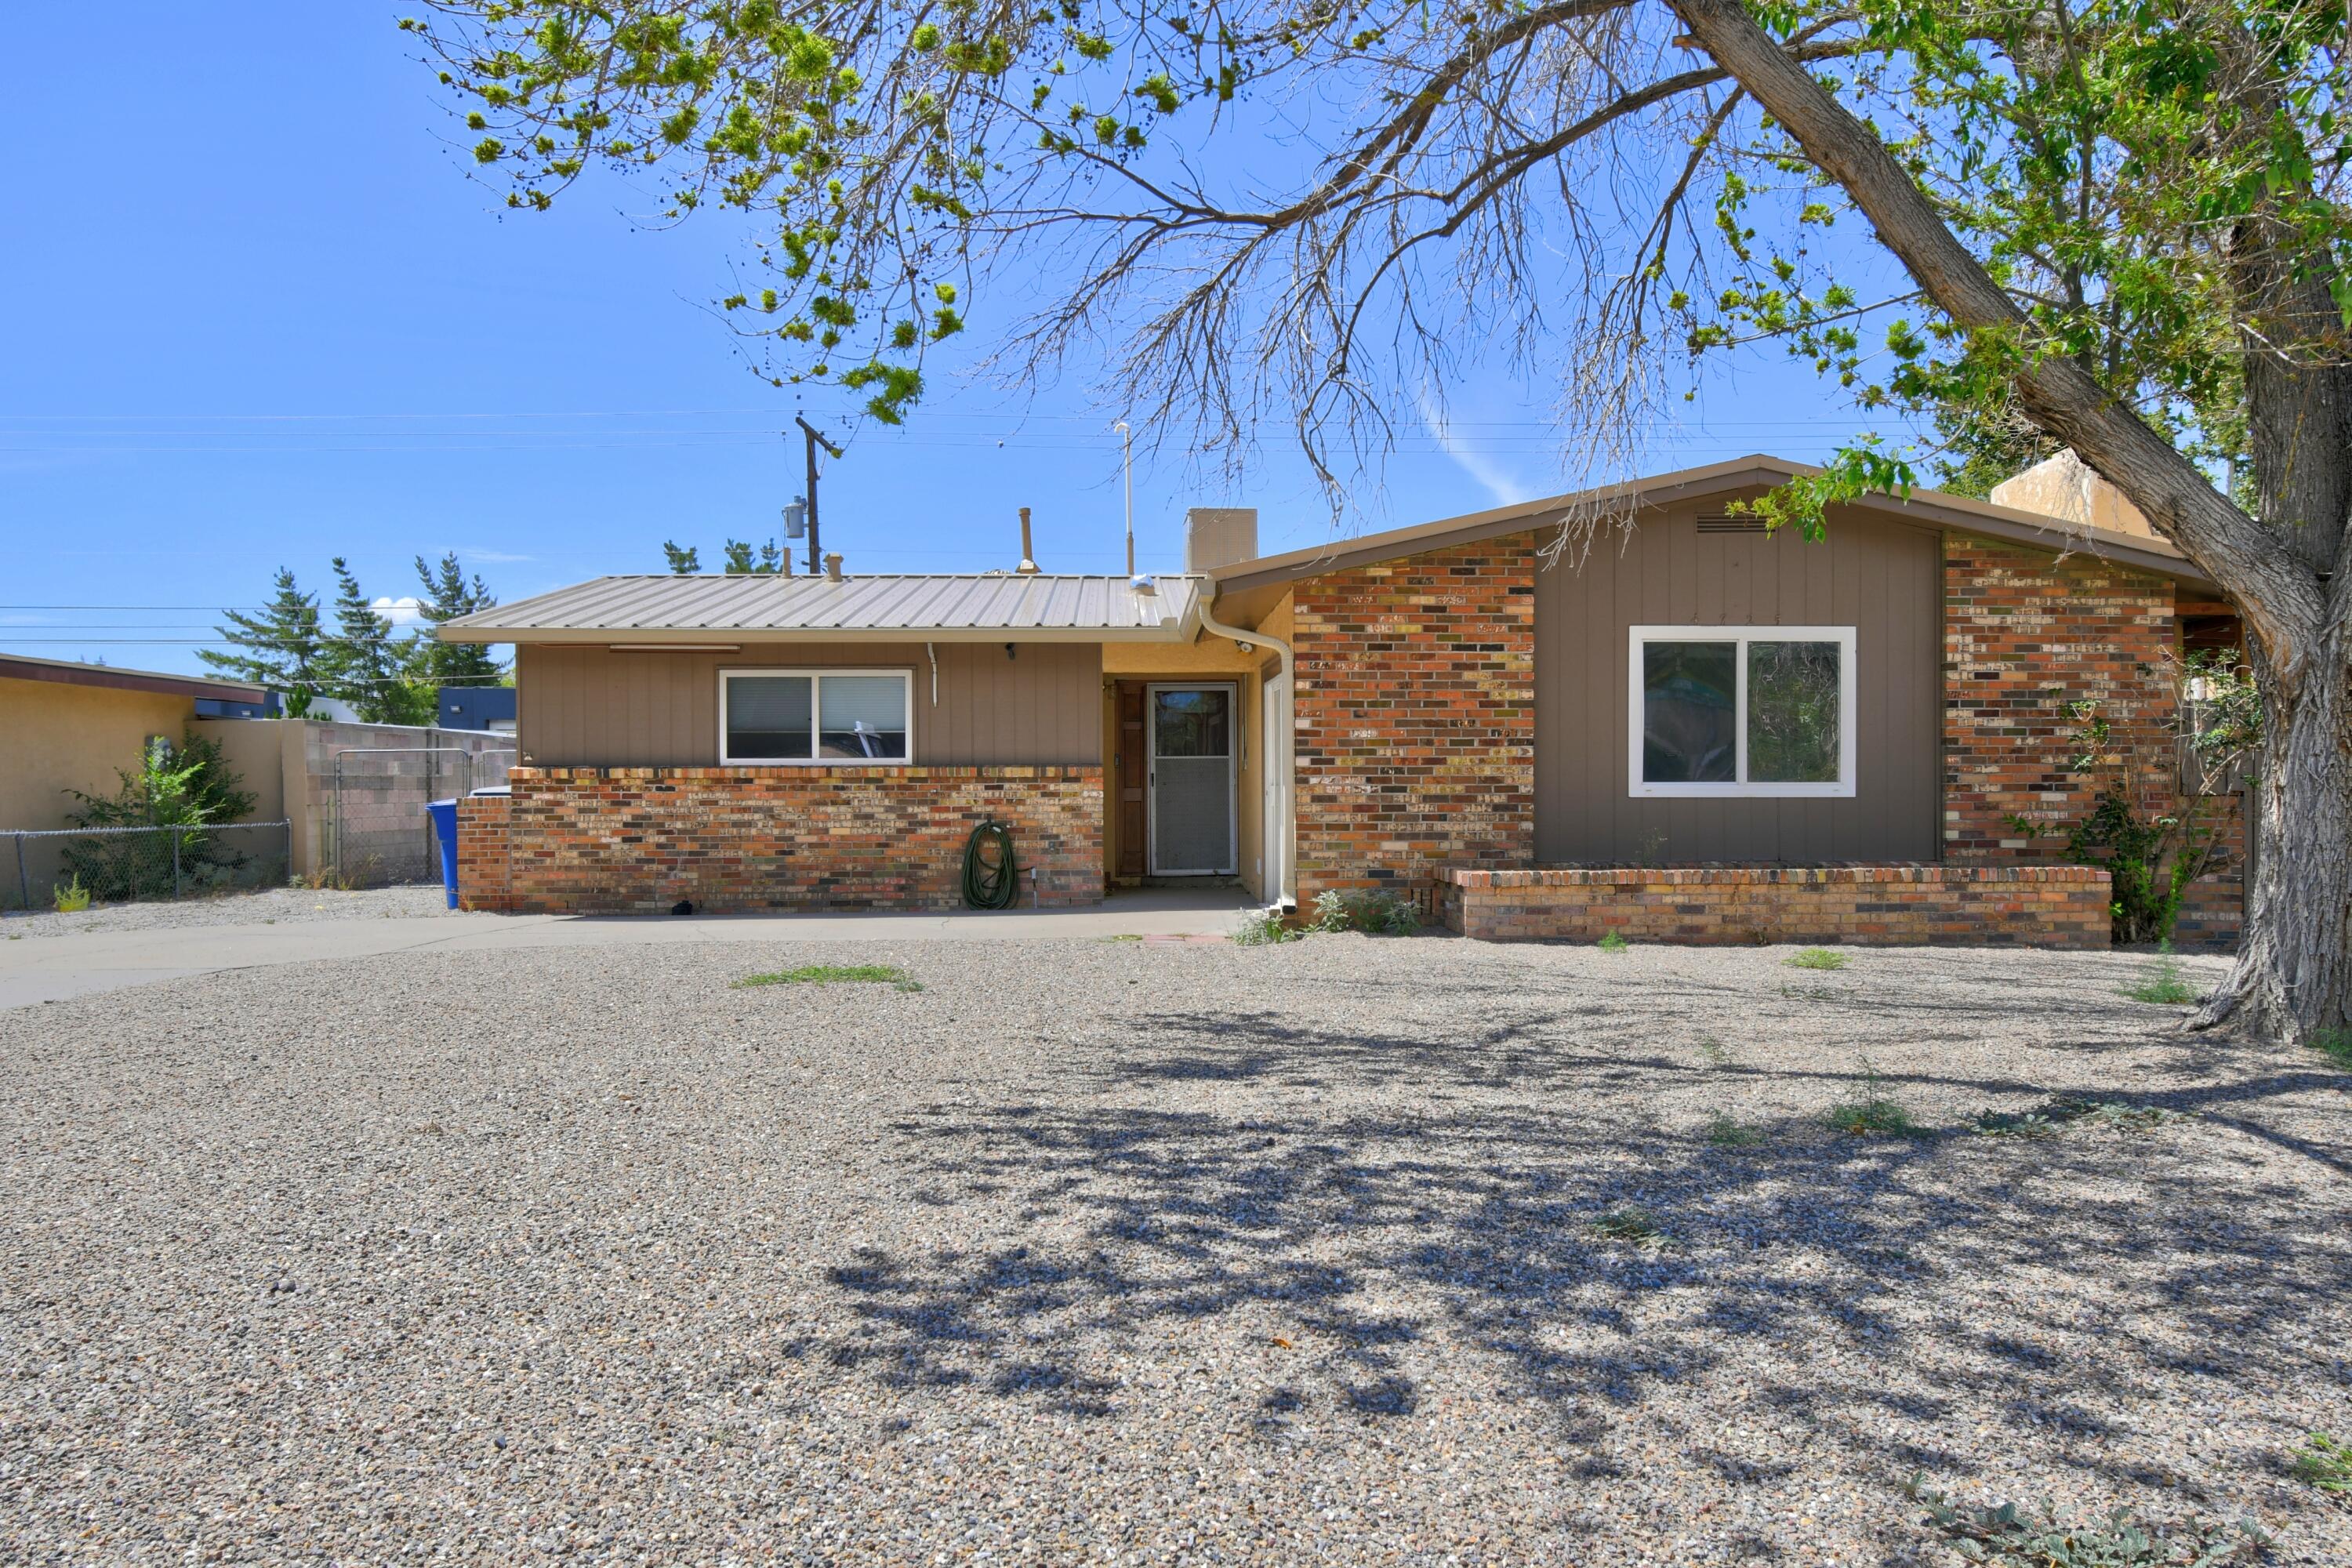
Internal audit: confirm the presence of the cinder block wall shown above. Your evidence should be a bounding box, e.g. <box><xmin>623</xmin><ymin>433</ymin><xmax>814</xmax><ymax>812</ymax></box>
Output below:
<box><xmin>489</xmin><ymin>765</ymin><xmax>1103</xmax><ymax>914</ymax></box>
<box><xmin>1290</xmin><ymin>536</ymin><xmax>1537</xmax><ymax>908</ymax></box>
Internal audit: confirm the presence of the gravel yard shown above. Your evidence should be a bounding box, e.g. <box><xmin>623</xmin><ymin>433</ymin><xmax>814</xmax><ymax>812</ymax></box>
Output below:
<box><xmin>0</xmin><ymin>884</ymin><xmax>455</xmax><ymax>940</ymax></box>
<box><xmin>2</xmin><ymin>934</ymin><xmax>2346</xmax><ymax>1564</ymax></box>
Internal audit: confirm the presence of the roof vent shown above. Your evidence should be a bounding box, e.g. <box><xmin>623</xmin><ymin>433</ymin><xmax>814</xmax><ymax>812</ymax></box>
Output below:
<box><xmin>823</xmin><ymin>553</ymin><xmax>844</xmax><ymax>582</ymax></box>
<box><xmin>1016</xmin><ymin>506</ymin><xmax>1040</xmax><ymax>575</ymax></box>
<box><xmin>1696</xmin><ymin>513</ymin><xmax>1769</xmax><ymax>535</ymax></box>
<box><xmin>1132</xmin><ymin>573</ymin><xmax>1156</xmax><ymax>595</ymax></box>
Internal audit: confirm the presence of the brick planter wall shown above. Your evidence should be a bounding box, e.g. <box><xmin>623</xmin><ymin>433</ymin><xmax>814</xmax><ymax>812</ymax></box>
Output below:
<box><xmin>456</xmin><ymin>793</ymin><xmax>511</xmax><ymax>912</ymax></box>
<box><xmin>1292</xmin><ymin>536</ymin><xmax>1536</xmax><ymax>910</ymax></box>
<box><xmin>1441</xmin><ymin>865</ymin><xmax>2112</xmax><ymax>947</ymax></box>
<box><xmin>485</xmin><ymin>765</ymin><xmax>1103</xmax><ymax>914</ymax></box>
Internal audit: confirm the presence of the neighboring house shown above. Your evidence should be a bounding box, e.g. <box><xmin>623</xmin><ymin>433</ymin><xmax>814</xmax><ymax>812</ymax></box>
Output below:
<box><xmin>1</xmin><ymin>654</ymin><xmax>266</xmax><ymax>835</ymax></box>
<box><xmin>438</xmin><ymin>684</ymin><xmax>517</xmax><ymax>735</ymax></box>
<box><xmin>440</xmin><ymin>454</ymin><xmax>2243</xmax><ymax>946</ymax></box>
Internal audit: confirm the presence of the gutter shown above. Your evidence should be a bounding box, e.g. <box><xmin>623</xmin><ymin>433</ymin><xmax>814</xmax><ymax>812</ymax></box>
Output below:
<box><xmin>1196</xmin><ymin>591</ymin><xmax>1296</xmax><ymax>909</ymax></box>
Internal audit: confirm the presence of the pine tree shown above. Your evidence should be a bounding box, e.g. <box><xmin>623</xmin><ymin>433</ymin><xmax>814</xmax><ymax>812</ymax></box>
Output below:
<box><xmin>411</xmin><ymin>553</ymin><xmax>506</xmax><ymax>688</ymax></box>
<box><xmin>201</xmin><ymin>568</ymin><xmax>328</xmax><ymax>713</ymax></box>
<box><xmin>321</xmin><ymin>558</ymin><xmax>435</xmax><ymax>724</ymax></box>
<box><xmin>662</xmin><ymin>540</ymin><xmax>702</xmax><ymax>573</ymax></box>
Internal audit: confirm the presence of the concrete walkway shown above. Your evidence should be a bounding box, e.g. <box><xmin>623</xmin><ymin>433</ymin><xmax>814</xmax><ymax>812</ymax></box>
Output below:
<box><xmin>0</xmin><ymin>891</ymin><xmax>1248</xmax><ymax>1011</ymax></box>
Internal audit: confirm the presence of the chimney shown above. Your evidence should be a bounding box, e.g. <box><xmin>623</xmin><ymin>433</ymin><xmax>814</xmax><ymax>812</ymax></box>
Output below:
<box><xmin>1016</xmin><ymin>506</ymin><xmax>1040</xmax><ymax>575</ymax></box>
<box><xmin>1990</xmin><ymin>450</ymin><xmax>2158</xmax><ymax>540</ymax></box>
<box><xmin>823</xmin><ymin>552</ymin><xmax>844</xmax><ymax>581</ymax></box>
<box><xmin>1185</xmin><ymin>506</ymin><xmax>1258</xmax><ymax>573</ymax></box>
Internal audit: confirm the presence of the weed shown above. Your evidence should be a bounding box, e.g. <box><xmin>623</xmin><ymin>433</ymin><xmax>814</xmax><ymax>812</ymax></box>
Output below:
<box><xmin>1232</xmin><ymin>909</ymin><xmax>1301</xmax><ymax>946</ymax></box>
<box><xmin>1590</xmin><ymin>1206</ymin><xmax>1666</xmax><ymax>1243</ymax></box>
<box><xmin>1705</xmin><ymin>1115</ymin><xmax>1765</xmax><ymax>1149</ymax></box>
<box><xmin>1975</xmin><ymin>1095</ymin><xmax>2193</xmax><ymax>1138</ymax></box>
<box><xmin>2310</xmin><ymin>1028</ymin><xmax>2352</xmax><ymax>1072</ymax></box>
<box><xmin>1826</xmin><ymin>1058</ymin><xmax>1918</xmax><ymax>1136</ymax></box>
<box><xmin>2293</xmin><ymin>1432</ymin><xmax>2351</xmax><ymax>1497</ymax></box>
<box><xmin>1101</xmin><ymin>933</ymin><xmax>1144</xmax><ymax>943</ymax></box>
<box><xmin>735</xmin><ymin>964</ymin><xmax>920</xmax><ymax>993</ymax></box>
<box><xmin>1905</xmin><ymin>1475</ymin><xmax>2267</xmax><ymax>1565</ymax></box>
<box><xmin>1308</xmin><ymin>888</ymin><xmax>1420</xmax><ymax>935</ymax></box>
<box><xmin>1597</xmin><ymin>930</ymin><xmax>1628</xmax><ymax>953</ymax></box>
<box><xmin>1694</xmin><ymin>1035</ymin><xmax>1731</xmax><ymax>1068</ymax></box>
<box><xmin>52</xmin><ymin>877</ymin><xmax>92</xmax><ymax>914</ymax></box>
<box><xmin>1786</xmin><ymin>946</ymin><xmax>1849</xmax><ymax>971</ymax></box>
<box><xmin>2122</xmin><ymin>942</ymin><xmax>2198</xmax><ymax>1006</ymax></box>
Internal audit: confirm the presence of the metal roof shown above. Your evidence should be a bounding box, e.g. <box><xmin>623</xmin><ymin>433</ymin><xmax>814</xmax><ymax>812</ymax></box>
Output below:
<box><xmin>438</xmin><ymin>572</ymin><xmax>1207</xmax><ymax>644</ymax></box>
<box><xmin>1209</xmin><ymin>455</ymin><xmax>2219</xmax><ymax>594</ymax></box>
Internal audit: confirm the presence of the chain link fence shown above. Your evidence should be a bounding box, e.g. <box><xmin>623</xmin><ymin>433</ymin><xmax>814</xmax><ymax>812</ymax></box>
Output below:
<box><xmin>6</xmin><ymin>821</ymin><xmax>293</xmax><ymax>913</ymax></box>
<box><xmin>330</xmin><ymin>748</ymin><xmax>514</xmax><ymax>886</ymax></box>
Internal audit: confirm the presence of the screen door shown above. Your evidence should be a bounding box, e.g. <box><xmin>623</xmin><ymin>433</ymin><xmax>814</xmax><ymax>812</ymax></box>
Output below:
<box><xmin>1148</xmin><ymin>684</ymin><xmax>1235</xmax><ymax>875</ymax></box>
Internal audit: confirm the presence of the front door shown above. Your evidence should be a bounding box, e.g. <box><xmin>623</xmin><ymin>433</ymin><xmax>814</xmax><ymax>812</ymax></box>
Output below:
<box><xmin>1147</xmin><ymin>684</ymin><xmax>1236</xmax><ymax>876</ymax></box>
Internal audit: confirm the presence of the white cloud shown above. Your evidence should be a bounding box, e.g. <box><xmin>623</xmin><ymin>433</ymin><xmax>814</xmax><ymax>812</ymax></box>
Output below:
<box><xmin>1416</xmin><ymin>390</ymin><xmax>1534</xmax><ymax>508</ymax></box>
<box><xmin>372</xmin><ymin>595</ymin><xmax>426</xmax><ymax>628</ymax></box>
<box><xmin>454</xmin><ymin>546</ymin><xmax>534</xmax><ymax>564</ymax></box>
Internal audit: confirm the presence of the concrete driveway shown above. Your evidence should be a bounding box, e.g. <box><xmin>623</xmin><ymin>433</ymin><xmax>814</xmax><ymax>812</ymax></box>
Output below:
<box><xmin>0</xmin><ymin>889</ymin><xmax>1247</xmax><ymax>1010</ymax></box>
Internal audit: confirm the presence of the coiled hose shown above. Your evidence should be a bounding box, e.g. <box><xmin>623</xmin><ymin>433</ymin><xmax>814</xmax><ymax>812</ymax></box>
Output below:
<box><xmin>961</xmin><ymin>818</ymin><xmax>1020</xmax><ymax>909</ymax></box>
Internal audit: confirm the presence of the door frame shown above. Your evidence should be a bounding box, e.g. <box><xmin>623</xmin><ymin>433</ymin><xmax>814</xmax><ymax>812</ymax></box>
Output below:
<box><xmin>1144</xmin><ymin>681</ymin><xmax>1238</xmax><ymax>877</ymax></box>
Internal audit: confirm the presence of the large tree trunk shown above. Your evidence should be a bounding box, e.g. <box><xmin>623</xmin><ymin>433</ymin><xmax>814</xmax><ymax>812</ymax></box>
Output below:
<box><xmin>2205</xmin><ymin>623</ymin><xmax>2352</xmax><ymax>1038</ymax></box>
<box><xmin>1666</xmin><ymin>0</ymin><xmax>2352</xmax><ymax>1042</ymax></box>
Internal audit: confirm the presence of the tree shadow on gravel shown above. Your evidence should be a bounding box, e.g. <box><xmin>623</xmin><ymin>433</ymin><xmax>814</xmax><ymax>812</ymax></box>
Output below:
<box><xmin>816</xmin><ymin>999</ymin><xmax>2352</xmax><ymax>1536</ymax></box>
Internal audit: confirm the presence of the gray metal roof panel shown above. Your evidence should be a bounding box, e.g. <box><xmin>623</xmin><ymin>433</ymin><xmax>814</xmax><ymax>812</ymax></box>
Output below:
<box><xmin>440</xmin><ymin>572</ymin><xmax>1205</xmax><ymax>642</ymax></box>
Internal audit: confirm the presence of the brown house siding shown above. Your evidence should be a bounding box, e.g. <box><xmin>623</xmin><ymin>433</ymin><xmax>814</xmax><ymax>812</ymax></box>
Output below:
<box><xmin>516</xmin><ymin>641</ymin><xmax>1099</xmax><ymax>768</ymax></box>
<box><xmin>1291</xmin><ymin>538</ymin><xmax>1537</xmax><ymax>906</ymax></box>
<box><xmin>1533</xmin><ymin>505</ymin><xmax>1942</xmax><ymax>864</ymax></box>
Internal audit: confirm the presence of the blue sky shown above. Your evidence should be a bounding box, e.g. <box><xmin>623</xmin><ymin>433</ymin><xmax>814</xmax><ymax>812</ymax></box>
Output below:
<box><xmin>2</xmin><ymin>5</ymin><xmax>1921</xmax><ymax>676</ymax></box>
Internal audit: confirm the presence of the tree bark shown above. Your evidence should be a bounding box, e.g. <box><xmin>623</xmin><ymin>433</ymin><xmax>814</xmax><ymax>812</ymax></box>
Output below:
<box><xmin>1665</xmin><ymin>0</ymin><xmax>2352</xmax><ymax>1041</ymax></box>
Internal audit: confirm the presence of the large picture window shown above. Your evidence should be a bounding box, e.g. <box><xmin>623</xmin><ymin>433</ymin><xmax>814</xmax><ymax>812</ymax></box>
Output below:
<box><xmin>1628</xmin><ymin>626</ymin><xmax>1855</xmax><ymax>797</ymax></box>
<box><xmin>720</xmin><ymin>669</ymin><xmax>912</xmax><ymax>764</ymax></box>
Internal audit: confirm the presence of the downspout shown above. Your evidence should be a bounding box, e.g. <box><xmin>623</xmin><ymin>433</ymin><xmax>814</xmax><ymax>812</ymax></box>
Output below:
<box><xmin>1196</xmin><ymin>586</ymin><xmax>1295</xmax><ymax>909</ymax></box>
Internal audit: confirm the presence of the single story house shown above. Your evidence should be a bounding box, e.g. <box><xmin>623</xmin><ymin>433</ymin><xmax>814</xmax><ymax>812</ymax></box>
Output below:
<box><xmin>2</xmin><ymin>653</ymin><xmax>267</xmax><ymax>837</ymax></box>
<box><xmin>439</xmin><ymin>454</ymin><xmax>2244</xmax><ymax>946</ymax></box>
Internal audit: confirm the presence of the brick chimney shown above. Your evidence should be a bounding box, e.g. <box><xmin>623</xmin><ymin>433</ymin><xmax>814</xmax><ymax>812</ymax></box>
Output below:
<box><xmin>1184</xmin><ymin>506</ymin><xmax>1259</xmax><ymax>572</ymax></box>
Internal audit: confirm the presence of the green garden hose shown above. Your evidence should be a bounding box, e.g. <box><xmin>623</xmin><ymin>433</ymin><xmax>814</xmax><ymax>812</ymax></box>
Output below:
<box><xmin>961</xmin><ymin>818</ymin><xmax>1020</xmax><ymax>909</ymax></box>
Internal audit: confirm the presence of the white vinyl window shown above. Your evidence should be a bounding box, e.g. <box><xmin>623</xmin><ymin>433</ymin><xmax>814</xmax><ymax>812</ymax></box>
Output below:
<box><xmin>719</xmin><ymin>669</ymin><xmax>913</xmax><ymax>764</ymax></box>
<box><xmin>1628</xmin><ymin>626</ymin><xmax>1856</xmax><ymax>797</ymax></box>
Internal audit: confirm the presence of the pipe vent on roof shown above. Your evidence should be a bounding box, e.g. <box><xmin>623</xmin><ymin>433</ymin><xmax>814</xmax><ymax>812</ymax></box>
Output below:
<box><xmin>1695</xmin><ymin>513</ymin><xmax>1770</xmax><ymax>535</ymax></box>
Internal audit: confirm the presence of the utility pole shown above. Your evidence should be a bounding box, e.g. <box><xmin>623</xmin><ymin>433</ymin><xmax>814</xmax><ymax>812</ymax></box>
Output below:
<box><xmin>795</xmin><ymin>415</ymin><xmax>844</xmax><ymax>576</ymax></box>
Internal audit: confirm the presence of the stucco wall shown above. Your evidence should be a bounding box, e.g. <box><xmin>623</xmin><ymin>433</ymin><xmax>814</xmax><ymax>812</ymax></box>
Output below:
<box><xmin>2</xmin><ymin>677</ymin><xmax>195</xmax><ymax>832</ymax></box>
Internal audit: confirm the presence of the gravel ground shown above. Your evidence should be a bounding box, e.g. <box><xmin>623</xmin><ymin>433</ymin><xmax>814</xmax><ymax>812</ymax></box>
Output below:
<box><xmin>2</xmin><ymin>935</ymin><xmax>2346</xmax><ymax>1565</ymax></box>
<box><xmin>0</xmin><ymin>884</ymin><xmax>454</xmax><ymax>940</ymax></box>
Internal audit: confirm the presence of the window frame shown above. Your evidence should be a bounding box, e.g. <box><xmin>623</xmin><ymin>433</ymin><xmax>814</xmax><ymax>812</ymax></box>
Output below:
<box><xmin>717</xmin><ymin>666</ymin><xmax>916</xmax><ymax>767</ymax></box>
<box><xmin>1626</xmin><ymin>626</ymin><xmax>1857</xmax><ymax>799</ymax></box>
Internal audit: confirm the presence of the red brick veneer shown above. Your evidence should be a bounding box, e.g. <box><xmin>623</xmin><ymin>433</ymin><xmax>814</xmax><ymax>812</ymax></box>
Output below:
<box><xmin>489</xmin><ymin>765</ymin><xmax>1103</xmax><ymax>913</ymax></box>
<box><xmin>1942</xmin><ymin>535</ymin><xmax>2241</xmax><ymax>942</ymax></box>
<box><xmin>1291</xmin><ymin>535</ymin><xmax>1537</xmax><ymax>909</ymax></box>
<box><xmin>1441</xmin><ymin>865</ymin><xmax>2111</xmax><ymax>946</ymax></box>
<box><xmin>456</xmin><ymin>792</ymin><xmax>511</xmax><ymax>912</ymax></box>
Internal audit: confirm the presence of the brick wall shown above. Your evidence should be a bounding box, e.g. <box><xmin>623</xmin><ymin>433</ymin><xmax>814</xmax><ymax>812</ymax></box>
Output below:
<box><xmin>485</xmin><ymin>765</ymin><xmax>1102</xmax><ymax>914</ymax></box>
<box><xmin>456</xmin><ymin>792</ymin><xmax>510</xmax><ymax>913</ymax></box>
<box><xmin>1442</xmin><ymin>865</ymin><xmax>2112</xmax><ymax>947</ymax></box>
<box><xmin>1291</xmin><ymin>535</ymin><xmax>1536</xmax><ymax>907</ymax></box>
<box><xmin>1942</xmin><ymin>534</ymin><xmax>2242</xmax><ymax>942</ymax></box>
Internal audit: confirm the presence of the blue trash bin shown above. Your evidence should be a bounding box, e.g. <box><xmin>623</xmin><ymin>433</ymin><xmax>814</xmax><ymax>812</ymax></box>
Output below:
<box><xmin>426</xmin><ymin>798</ymin><xmax>460</xmax><ymax>909</ymax></box>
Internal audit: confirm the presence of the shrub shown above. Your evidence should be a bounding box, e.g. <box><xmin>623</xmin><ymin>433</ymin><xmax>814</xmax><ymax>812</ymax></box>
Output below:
<box><xmin>1308</xmin><ymin>888</ymin><xmax>1420</xmax><ymax>935</ymax></box>
<box><xmin>61</xmin><ymin>730</ymin><xmax>256</xmax><ymax>902</ymax></box>
<box><xmin>1826</xmin><ymin>1058</ymin><xmax>1918</xmax><ymax>1136</ymax></box>
<box><xmin>1785</xmin><ymin>947</ymin><xmax>1849</xmax><ymax>971</ymax></box>
<box><xmin>52</xmin><ymin>876</ymin><xmax>93</xmax><ymax>913</ymax></box>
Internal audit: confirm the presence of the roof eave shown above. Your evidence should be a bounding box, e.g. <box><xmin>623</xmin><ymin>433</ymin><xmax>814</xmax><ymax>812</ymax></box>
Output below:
<box><xmin>439</xmin><ymin>620</ymin><xmax>1198</xmax><ymax>647</ymax></box>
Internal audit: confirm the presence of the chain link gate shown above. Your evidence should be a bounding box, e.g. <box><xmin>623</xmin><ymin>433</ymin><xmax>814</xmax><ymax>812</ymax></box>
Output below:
<box><xmin>330</xmin><ymin>747</ymin><xmax>515</xmax><ymax>886</ymax></box>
